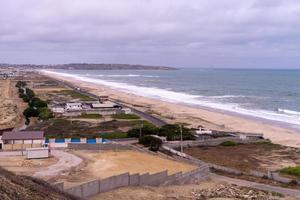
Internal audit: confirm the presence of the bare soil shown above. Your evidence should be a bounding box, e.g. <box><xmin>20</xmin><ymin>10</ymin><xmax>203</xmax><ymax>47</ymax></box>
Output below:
<box><xmin>0</xmin><ymin>80</ymin><xmax>26</xmax><ymax>129</ymax></box>
<box><xmin>184</xmin><ymin>143</ymin><xmax>300</xmax><ymax>172</ymax></box>
<box><xmin>0</xmin><ymin>155</ymin><xmax>58</xmax><ymax>176</ymax></box>
<box><xmin>55</xmin><ymin>150</ymin><xmax>196</xmax><ymax>188</ymax></box>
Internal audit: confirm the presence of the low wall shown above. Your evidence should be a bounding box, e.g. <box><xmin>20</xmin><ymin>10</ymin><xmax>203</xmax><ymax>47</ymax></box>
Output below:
<box><xmin>68</xmin><ymin>143</ymin><xmax>133</xmax><ymax>151</ymax></box>
<box><xmin>165</xmin><ymin>137</ymin><xmax>268</xmax><ymax>149</ymax></box>
<box><xmin>60</xmin><ymin>166</ymin><xmax>209</xmax><ymax>198</ymax></box>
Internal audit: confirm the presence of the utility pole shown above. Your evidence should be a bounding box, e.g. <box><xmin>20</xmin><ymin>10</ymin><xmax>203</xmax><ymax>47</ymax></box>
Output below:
<box><xmin>180</xmin><ymin>124</ymin><xmax>183</xmax><ymax>153</ymax></box>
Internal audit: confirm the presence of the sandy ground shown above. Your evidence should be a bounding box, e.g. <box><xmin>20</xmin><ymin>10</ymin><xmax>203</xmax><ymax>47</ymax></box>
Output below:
<box><xmin>0</xmin><ymin>80</ymin><xmax>26</xmax><ymax>129</ymax></box>
<box><xmin>90</xmin><ymin>179</ymin><xmax>298</xmax><ymax>200</ymax></box>
<box><xmin>41</xmin><ymin>71</ymin><xmax>300</xmax><ymax>148</ymax></box>
<box><xmin>55</xmin><ymin>150</ymin><xmax>196</xmax><ymax>188</ymax></box>
<box><xmin>0</xmin><ymin>153</ymin><xmax>57</xmax><ymax>176</ymax></box>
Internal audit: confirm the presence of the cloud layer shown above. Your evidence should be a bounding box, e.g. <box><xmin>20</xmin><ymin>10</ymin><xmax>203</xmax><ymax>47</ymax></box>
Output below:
<box><xmin>0</xmin><ymin>0</ymin><xmax>300</xmax><ymax>68</ymax></box>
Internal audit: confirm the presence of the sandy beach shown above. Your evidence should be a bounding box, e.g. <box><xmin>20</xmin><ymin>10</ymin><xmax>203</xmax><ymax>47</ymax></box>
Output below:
<box><xmin>41</xmin><ymin>71</ymin><xmax>300</xmax><ymax>148</ymax></box>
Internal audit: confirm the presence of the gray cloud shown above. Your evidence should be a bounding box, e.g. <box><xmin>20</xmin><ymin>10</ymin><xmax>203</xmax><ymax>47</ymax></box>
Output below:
<box><xmin>0</xmin><ymin>0</ymin><xmax>300</xmax><ymax>68</ymax></box>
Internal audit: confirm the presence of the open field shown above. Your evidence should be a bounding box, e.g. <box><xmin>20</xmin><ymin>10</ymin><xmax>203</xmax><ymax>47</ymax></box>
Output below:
<box><xmin>0</xmin><ymin>80</ymin><xmax>26</xmax><ymax>129</ymax></box>
<box><xmin>55</xmin><ymin>150</ymin><xmax>197</xmax><ymax>188</ymax></box>
<box><xmin>184</xmin><ymin>142</ymin><xmax>300</xmax><ymax>172</ymax></box>
<box><xmin>0</xmin><ymin>154</ymin><xmax>57</xmax><ymax>176</ymax></box>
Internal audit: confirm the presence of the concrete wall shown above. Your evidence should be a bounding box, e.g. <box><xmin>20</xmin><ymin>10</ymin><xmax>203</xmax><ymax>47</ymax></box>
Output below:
<box><xmin>68</xmin><ymin>143</ymin><xmax>133</xmax><ymax>151</ymax></box>
<box><xmin>63</xmin><ymin>166</ymin><xmax>209</xmax><ymax>198</ymax></box>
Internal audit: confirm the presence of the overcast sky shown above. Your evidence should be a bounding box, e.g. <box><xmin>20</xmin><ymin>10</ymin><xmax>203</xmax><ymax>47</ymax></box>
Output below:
<box><xmin>0</xmin><ymin>0</ymin><xmax>300</xmax><ymax>68</ymax></box>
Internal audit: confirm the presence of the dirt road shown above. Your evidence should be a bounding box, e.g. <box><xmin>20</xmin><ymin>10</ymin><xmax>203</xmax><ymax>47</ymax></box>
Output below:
<box><xmin>34</xmin><ymin>150</ymin><xmax>82</xmax><ymax>180</ymax></box>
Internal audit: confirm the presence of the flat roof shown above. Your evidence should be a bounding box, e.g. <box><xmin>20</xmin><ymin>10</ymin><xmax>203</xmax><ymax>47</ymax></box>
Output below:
<box><xmin>2</xmin><ymin>131</ymin><xmax>44</xmax><ymax>140</ymax></box>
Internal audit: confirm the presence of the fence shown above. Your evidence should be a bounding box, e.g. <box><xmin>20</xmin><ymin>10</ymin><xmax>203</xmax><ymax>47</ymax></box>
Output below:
<box><xmin>55</xmin><ymin>166</ymin><xmax>209</xmax><ymax>198</ymax></box>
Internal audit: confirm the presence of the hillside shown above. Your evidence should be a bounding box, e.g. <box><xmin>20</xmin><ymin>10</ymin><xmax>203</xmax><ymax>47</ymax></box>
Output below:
<box><xmin>0</xmin><ymin>167</ymin><xmax>78</xmax><ymax>200</ymax></box>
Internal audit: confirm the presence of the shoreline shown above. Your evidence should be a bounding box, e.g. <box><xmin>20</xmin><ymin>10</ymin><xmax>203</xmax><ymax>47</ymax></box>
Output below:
<box><xmin>40</xmin><ymin>70</ymin><xmax>300</xmax><ymax>148</ymax></box>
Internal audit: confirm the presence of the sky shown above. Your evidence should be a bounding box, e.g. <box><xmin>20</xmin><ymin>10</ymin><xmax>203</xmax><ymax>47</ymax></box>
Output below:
<box><xmin>0</xmin><ymin>0</ymin><xmax>300</xmax><ymax>68</ymax></box>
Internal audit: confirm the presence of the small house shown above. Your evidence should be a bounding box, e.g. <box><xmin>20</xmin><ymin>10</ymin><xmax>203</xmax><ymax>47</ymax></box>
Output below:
<box><xmin>2</xmin><ymin>131</ymin><xmax>45</xmax><ymax>151</ymax></box>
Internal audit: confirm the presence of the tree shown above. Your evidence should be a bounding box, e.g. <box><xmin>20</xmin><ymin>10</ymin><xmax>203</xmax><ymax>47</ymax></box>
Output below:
<box><xmin>139</xmin><ymin>135</ymin><xmax>162</xmax><ymax>151</ymax></box>
<box><xmin>23</xmin><ymin>107</ymin><xmax>39</xmax><ymax>118</ymax></box>
<box><xmin>29</xmin><ymin>97</ymin><xmax>47</xmax><ymax>108</ymax></box>
<box><xmin>38</xmin><ymin>107</ymin><xmax>53</xmax><ymax>120</ymax></box>
<box><xmin>158</xmin><ymin>124</ymin><xmax>194</xmax><ymax>141</ymax></box>
<box><xmin>127</xmin><ymin>125</ymin><xmax>159</xmax><ymax>138</ymax></box>
<box><xmin>25</xmin><ymin>88</ymin><xmax>35</xmax><ymax>100</ymax></box>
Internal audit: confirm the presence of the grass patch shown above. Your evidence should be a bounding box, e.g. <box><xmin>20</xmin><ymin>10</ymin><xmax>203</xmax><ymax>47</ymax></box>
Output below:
<box><xmin>75</xmin><ymin>113</ymin><xmax>102</xmax><ymax>119</ymax></box>
<box><xmin>101</xmin><ymin>132</ymin><xmax>128</xmax><ymax>139</ymax></box>
<box><xmin>220</xmin><ymin>141</ymin><xmax>237</xmax><ymax>147</ymax></box>
<box><xmin>56</xmin><ymin>90</ymin><xmax>95</xmax><ymax>101</ymax></box>
<box><xmin>112</xmin><ymin>113</ymin><xmax>140</xmax><ymax>120</ymax></box>
<box><xmin>280</xmin><ymin>166</ymin><xmax>300</xmax><ymax>178</ymax></box>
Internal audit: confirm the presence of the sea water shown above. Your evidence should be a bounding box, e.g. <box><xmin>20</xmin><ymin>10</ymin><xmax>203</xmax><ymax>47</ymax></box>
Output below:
<box><xmin>44</xmin><ymin>69</ymin><xmax>300</xmax><ymax>130</ymax></box>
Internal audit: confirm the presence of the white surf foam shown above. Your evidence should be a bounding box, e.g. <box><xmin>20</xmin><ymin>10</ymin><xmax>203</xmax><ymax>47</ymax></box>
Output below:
<box><xmin>41</xmin><ymin>70</ymin><xmax>300</xmax><ymax>126</ymax></box>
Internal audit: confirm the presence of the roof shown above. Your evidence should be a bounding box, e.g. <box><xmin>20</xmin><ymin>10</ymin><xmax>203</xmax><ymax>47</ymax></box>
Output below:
<box><xmin>92</xmin><ymin>103</ymin><xmax>116</xmax><ymax>108</ymax></box>
<box><xmin>66</xmin><ymin>103</ymin><xmax>82</xmax><ymax>106</ymax></box>
<box><xmin>2</xmin><ymin>131</ymin><xmax>44</xmax><ymax>140</ymax></box>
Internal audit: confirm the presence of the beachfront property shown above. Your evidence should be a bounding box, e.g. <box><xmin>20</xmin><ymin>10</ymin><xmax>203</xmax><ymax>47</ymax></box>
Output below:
<box><xmin>50</xmin><ymin>99</ymin><xmax>123</xmax><ymax>116</ymax></box>
<box><xmin>1</xmin><ymin>131</ymin><xmax>45</xmax><ymax>151</ymax></box>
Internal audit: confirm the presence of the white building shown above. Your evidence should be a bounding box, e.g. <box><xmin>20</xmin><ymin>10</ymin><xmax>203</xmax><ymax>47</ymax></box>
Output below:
<box><xmin>65</xmin><ymin>103</ymin><xmax>82</xmax><ymax>111</ymax></box>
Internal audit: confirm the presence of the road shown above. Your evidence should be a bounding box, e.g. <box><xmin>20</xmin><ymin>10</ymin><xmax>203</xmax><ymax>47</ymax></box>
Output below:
<box><xmin>55</xmin><ymin>79</ymin><xmax>167</xmax><ymax>127</ymax></box>
<box><xmin>211</xmin><ymin>173</ymin><xmax>300</xmax><ymax>198</ymax></box>
<box><xmin>34</xmin><ymin>150</ymin><xmax>82</xmax><ymax>180</ymax></box>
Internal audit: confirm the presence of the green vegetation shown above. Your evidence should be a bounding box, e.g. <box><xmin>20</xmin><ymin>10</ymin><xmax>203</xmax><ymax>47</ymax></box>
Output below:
<box><xmin>139</xmin><ymin>135</ymin><xmax>163</xmax><ymax>151</ymax></box>
<box><xmin>112</xmin><ymin>113</ymin><xmax>140</xmax><ymax>120</ymax></box>
<box><xmin>220</xmin><ymin>141</ymin><xmax>237</xmax><ymax>147</ymax></box>
<box><xmin>280</xmin><ymin>166</ymin><xmax>300</xmax><ymax>178</ymax></box>
<box><xmin>75</xmin><ymin>113</ymin><xmax>102</xmax><ymax>119</ymax></box>
<box><xmin>16</xmin><ymin>81</ymin><xmax>53</xmax><ymax>124</ymax></box>
<box><xmin>101</xmin><ymin>132</ymin><xmax>128</xmax><ymax>139</ymax></box>
<box><xmin>56</xmin><ymin>90</ymin><xmax>95</xmax><ymax>101</ymax></box>
<box><xmin>127</xmin><ymin>123</ymin><xmax>195</xmax><ymax>141</ymax></box>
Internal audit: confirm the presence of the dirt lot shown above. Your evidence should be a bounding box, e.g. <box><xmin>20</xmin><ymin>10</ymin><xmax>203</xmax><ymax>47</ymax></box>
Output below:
<box><xmin>0</xmin><ymin>80</ymin><xmax>26</xmax><ymax>129</ymax></box>
<box><xmin>184</xmin><ymin>142</ymin><xmax>300</xmax><ymax>172</ymax></box>
<box><xmin>89</xmin><ymin>180</ymin><xmax>295</xmax><ymax>200</ymax></box>
<box><xmin>0</xmin><ymin>155</ymin><xmax>58</xmax><ymax>176</ymax></box>
<box><xmin>55</xmin><ymin>150</ymin><xmax>196</xmax><ymax>188</ymax></box>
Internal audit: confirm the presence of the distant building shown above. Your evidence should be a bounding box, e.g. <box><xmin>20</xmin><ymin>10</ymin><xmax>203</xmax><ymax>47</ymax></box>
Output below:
<box><xmin>99</xmin><ymin>96</ymin><xmax>109</xmax><ymax>103</ymax></box>
<box><xmin>1</xmin><ymin>131</ymin><xmax>45</xmax><ymax>151</ymax></box>
<box><xmin>65</xmin><ymin>103</ymin><xmax>82</xmax><ymax>111</ymax></box>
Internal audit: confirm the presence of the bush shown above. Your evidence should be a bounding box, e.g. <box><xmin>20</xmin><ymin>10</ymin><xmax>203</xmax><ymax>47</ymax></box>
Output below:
<box><xmin>29</xmin><ymin>97</ymin><xmax>48</xmax><ymax>108</ymax></box>
<box><xmin>220</xmin><ymin>141</ymin><xmax>237</xmax><ymax>147</ymax></box>
<box><xmin>38</xmin><ymin>107</ymin><xmax>53</xmax><ymax>120</ymax></box>
<box><xmin>23</xmin><ymin>107</ymin><xmax>39</xmax><ymax>118</ymax></box>
<box><xmin>15</xmin><ymin>81</ymin><xmax>26</xmax><ymax>88</ymax></box>
<box><xmin>25</xmin><ymin>88</ymin><xmax>35</xmax><ymax>100</ymax></box>
<box><xmin>139</xmin><ymin>135</ymin><xmax>162</xmax><ymax>151</ymax></box>
<box><xmin>127</xmin><ymin>125</ymin><xmax>159</xmax><ymax>138</ymax></box>
<box><xmin>280</xmin><ymin>166</ymin><xmax>300</xmax><ymax>178</ymax></box>
<box><xmin>159</xmin><ymin>124</ymin><xmax>194</xmax><ymax>141</ymax></box>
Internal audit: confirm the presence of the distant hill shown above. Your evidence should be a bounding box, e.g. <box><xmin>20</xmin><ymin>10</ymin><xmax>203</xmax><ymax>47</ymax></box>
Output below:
<box><xmin>0</xmin><ymin>63</ymin><xmax>177</xmax><ymax>70</ymax></box>
<box><xmin>0</xmin><ymin>167</ymin><xmax>77</xmax><ymax>200</ymax></box>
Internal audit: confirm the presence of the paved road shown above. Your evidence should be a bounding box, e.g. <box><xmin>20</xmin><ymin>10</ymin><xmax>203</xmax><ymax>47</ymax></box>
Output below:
<box><xmin>34</xmin><ymin>150</ymin><xmax>82</xmax><ymax>179</ymax></box>
<box><xmin>56</xmin><ymin>79</ymin><xmax>167</xmax><ymax>127</ymax></box>
<box><xmin>211</xmin><ymin>173</ymin><xmax>300</xmax><ymax>198</ymax></box>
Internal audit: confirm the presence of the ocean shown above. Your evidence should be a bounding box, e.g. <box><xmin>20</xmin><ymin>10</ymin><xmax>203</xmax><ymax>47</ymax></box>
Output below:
<box><xmin>45</xmin><ymin>68</ymin><xmax>300</xmax><ymax>129</ymax></box>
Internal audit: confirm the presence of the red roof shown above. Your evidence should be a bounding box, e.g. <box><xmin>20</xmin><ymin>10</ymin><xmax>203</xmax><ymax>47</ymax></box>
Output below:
<box><xmin>2</xmin><ymin>131</ymin><xmax>44</xmax><ymax>140</ymax></box>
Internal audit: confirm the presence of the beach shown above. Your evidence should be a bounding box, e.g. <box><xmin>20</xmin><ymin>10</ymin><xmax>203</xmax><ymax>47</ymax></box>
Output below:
<box><xmin>41</xmin><ymin>71</ymin><xmax>300</xmax><ymax>148</ymax></box>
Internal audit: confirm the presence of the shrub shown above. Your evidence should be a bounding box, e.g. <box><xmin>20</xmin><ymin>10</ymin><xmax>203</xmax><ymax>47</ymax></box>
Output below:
<box><xmin>139</xmin><ymin>135</ymin><xmax>162</xmax><ymax>151</ymax></box>
<box><xmin>29</xmin><ymin>97</ymin><xmax>48</xmax><ymax>108</ymax></box>
<box><xmin>23</xmin><ymin>107</ymin><xmax>39</xmax><ymax>118</ymax></box>
<box><xmin>220</xmin><ymin>141</ymin><xmax>237</xmax><ymax>147</ymax></box>
<box><xmin>280</xmin><ymin>166</ymin><xmax>300</xmax><ymax>178</ymax></box>
<box><xmin>25</xmin><ymin>88</ymin><xmax>35</xmax><ymax>100</ymax></box>
<box><xmin>15</xmin><ymin>81</ymin><xmax>26</xmax><ymax>88</ymax></box>
<box><xmin>38</xmin><ymin>107</ymin><xmax>53</xmax><ymax>120</ymax></box>
<box><xmin>158</xmin><ymin>124</ymin><xmax>194</xmax><ymax>141</ymax></box>
<box><xmin>127</xmin><ymin>125</ymin><xmax>159</xmax><ymax>138</ymax></box>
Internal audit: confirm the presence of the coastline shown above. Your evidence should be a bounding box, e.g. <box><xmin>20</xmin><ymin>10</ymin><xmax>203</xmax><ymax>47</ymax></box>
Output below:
<box><xmin>40</xmin><ymin>70</ymin><xmax>300</xmax><ymax>148</ymax></box>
